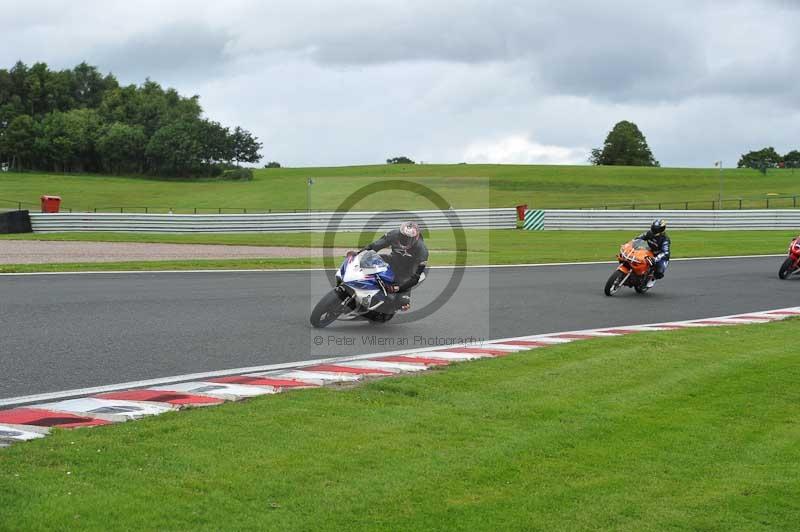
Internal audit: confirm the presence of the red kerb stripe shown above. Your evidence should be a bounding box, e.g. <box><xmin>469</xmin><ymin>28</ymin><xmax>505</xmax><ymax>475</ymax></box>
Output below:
<box><xmin>305</xmin><ymin>364</ymin><xmax>394</xmax><ymax>375</ymax></box>
<box><xmin>209</xmin><ymin>376</ymin><xmax>318</xmax><ymax>387</ymax></box>
<box><xmin>96</xmin><ymin>390</ymin><xmax>224</xmax><ymax>405</ymax></box>
<box><xmin>375</xmin><ymin>356</ymin><xmax>451</xmax><ymax>366</ymax></box>
<box><xmin>0</xmin><ymin>408</ymin><xmax>111</xmax><ymax>428</ymax></box>
<box><xmin>434</xmin><ymin>347</ymin><xmax>511</xmax><ymax>356</ymax></box>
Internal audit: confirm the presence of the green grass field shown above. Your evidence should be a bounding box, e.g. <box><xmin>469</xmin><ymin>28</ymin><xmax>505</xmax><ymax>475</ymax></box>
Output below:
<box><xmin>2</xmin><ymin>320</ymin><xmax>798</xmax><ymax>531</ymax></box>
<box><xmin>0</xmin><ymin>229</ymin><xmax>794</xmax><ymax>273</ymax></box>
<box><xmin>3</xmin><ymin>164</ymin><xmax>800</xmax><ymax>213</ymax></box>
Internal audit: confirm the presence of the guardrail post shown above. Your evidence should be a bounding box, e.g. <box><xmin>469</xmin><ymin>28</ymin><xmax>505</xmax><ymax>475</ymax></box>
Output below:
<box><xmin>766</xmin><ymin>199</ymin><xmax>770</xmax><ymax>209</ymax></box>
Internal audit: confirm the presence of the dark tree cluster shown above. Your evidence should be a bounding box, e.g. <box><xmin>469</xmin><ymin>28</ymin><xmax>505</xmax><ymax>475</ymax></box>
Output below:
<box><xmin>386</xmin><ymin>156</ymin><xmax>415</xmax><ymax>165</ymax></box>
<box><xmin>738</xmin><ymin>147</ymin><xmax>800</xmax><ymax>173</ymax></box>
<box><xmin>0</xmin><ymin>61</ymin><xmax>262</xmax><ymax>177</ymax></box>
<box><xmin>590</xmin><ymin>120</ymin><xmax>659</xmax><ymax>167</ymax></box>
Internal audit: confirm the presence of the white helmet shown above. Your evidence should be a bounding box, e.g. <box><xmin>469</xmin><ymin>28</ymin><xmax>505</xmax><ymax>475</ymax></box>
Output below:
<box><xmin>397</xmin><ymin>221</ymin><xmax>420</xmax><ymax>249</ymax></box>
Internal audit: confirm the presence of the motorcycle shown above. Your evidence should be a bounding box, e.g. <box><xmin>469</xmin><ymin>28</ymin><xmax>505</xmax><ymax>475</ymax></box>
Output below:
<box><xmin>778</xmin><ymin>236</ymin><xmax>800</xmax><ymax>279</ymax></box>
<box><xmin>604</xmin><ymin>239</ymin><xmax>656</xmax><ymax>296</ymax></box>
<box><xmin>310</xmin><ymin>250</ymin><xmax>412</xmax><ymax>328</ymax></box>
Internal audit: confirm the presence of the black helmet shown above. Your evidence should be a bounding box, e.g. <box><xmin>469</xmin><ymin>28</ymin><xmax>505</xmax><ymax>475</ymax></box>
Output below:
<box><xmin>396</xmin><ymin>221</ymin><xmax>421</xmax><ymax>249</ymax></box>
<box><xmin>651</xmin><ymin>219</ymin><xmax>667</xmax><ymax>235</ymax></box>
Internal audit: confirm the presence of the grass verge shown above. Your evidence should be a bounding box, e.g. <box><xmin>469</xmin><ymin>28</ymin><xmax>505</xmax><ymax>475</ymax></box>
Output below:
<box><xmin>1</xmin><ymin>230</ymin><xmax>794</xmax><ymax>273</ymax></box>
<box><xmin>1</xmin><ymin>320</ymin><xmax>798</xmax><ymax>531</ymax></box>
<box><xmin>3</xmin><ymin>163</ymin><xmax>800</xmax><ymax>212</ymax></box>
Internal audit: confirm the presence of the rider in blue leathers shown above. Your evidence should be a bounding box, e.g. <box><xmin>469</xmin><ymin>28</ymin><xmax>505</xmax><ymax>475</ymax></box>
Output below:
<box><xmin>637</xmin><ymin>219</ymin><xmax>670</xmax><ymax>287</ymax></box>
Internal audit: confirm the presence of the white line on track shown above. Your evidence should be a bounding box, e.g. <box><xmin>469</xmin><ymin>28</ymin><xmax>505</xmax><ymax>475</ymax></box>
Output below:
<box><xmin>0</xmin><ymin>253</ymin><xmax>784</xmax><ymax>277</ymax></box>
<box><xmin>2</xmin><ymin>305</ymin><xmax>796</xmax><ymax>408</ymax></box>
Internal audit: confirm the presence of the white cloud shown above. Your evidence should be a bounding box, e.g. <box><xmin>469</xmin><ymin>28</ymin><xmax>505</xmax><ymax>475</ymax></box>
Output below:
<box><xmin>463</xmin><ymin>136</ymin><xmax>588</xmax><ymax>165</ymax></box>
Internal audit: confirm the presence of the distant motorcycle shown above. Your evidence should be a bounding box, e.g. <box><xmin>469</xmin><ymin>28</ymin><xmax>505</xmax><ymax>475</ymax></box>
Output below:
<box><xmin>778</xmin><ymin>236</ymin><xmax>800</xmax><ymax>279</ymax></box>
<box><xmin>604</xmin><ymin>239</ymin><xmax>656</xmax><ymax>296</ymax></box>
<box><xmin>310</xmin><ymin>250</ymin><xmax>410</xmax><ymax>328</ymax></box>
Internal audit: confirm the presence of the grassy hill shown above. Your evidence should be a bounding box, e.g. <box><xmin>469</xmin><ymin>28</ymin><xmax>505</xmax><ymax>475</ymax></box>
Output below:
<box><xmin>2</xmin><ymin>164</ymin><xmax>800</xmax><ymax>213</ymax></box>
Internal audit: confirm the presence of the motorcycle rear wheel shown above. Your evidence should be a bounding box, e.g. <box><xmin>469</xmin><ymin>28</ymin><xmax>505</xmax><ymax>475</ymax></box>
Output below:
<box><xmin>778</xmin><ymin>257</ymin><xmax>795</xmax><ymax>280</ymax></box>
<box><xmin>604</xmin><ymin>270</ymin><xmax>625</xmax><ymax>296</ymax></box>
<box><xmin>310</xmin><ymin>290</ymin><xmax>345</xmax><ymax>328</ymax></box>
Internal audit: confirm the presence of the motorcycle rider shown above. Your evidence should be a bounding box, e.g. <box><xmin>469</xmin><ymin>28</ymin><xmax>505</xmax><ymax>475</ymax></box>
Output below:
<box><xmin>637</xmin><ymin>219</ymin><xmax>671</xmax><ymax>288</ymax></box>
<box><xmin>358</xmin><ymin>221</ymin><xmax>428</xmax><ymax>311</ymax></box>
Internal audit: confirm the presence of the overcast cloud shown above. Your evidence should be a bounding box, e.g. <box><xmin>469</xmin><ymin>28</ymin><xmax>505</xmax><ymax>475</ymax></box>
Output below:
<box><xmin>1</xmin><ymin>0</ymin><xmax>799</xmax><ymax>167</ymax></box>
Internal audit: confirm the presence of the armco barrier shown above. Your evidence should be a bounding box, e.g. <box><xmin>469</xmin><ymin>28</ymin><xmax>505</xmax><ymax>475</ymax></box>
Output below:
<box><xmin>29</xmin><ymin>208</ymin><xmax>517</xmax><ymax>233</ymax></box>
<box><xmin>537</xmin><ymin>210</ymin><xmax>800</xmax><ymax>230</ymax></box>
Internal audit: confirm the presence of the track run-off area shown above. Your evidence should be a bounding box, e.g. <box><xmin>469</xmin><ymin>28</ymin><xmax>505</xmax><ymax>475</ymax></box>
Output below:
<box><xmin>1</xmin><ymin>255</ymin><xmax>797</xmax><ymax>402</ymax></box>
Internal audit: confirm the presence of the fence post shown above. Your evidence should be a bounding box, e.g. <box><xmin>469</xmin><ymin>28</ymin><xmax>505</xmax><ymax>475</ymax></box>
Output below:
<box><xmin>767</xmin><ymin>199</ymin><xmax>770</xmax><ymax>209</ymax></box>
<box><xmin>194</xmin><ymin>208</ymin><xmax>197</xmax><ymax>214</ymax></box>
<box><xmin>219</xmin><ymin>207</ymin><xmax>222</xmax><ymax>214</ymax></box>
<box><xmin>243</xmin><ymin>208</ymin><xmax>247</xmax><ymax>214</ymax></box>
<box><xmin>794</xmin><ymin>196</ymin><xmax>797</xmax><ymax>208</ymax></box>
<box><xmin>145</xmin><ymin>207</ymin><xmax>148</xmax><ymax>213</ymax></box>
<box><xmin>739</xmin><ymin>199</ymin><xmax>743</xmax><ymax>209</ymax></box>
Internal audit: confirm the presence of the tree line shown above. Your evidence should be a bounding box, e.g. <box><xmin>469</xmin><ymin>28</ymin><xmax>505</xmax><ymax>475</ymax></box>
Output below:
<box><xmin>0</xmin><ymin>61</ymin><xmax>261</xmax><ymax>177</ymax></box>
<box><xmin>737</xmin><ymin>147</ymin><xmax>800</xmax><ymax>172</ymax></box>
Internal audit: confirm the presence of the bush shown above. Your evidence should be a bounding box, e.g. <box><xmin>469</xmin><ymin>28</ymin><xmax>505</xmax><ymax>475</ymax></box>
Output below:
<box><xmin>264</xmin><ymin>161</ymin><xmax>281</xmax><ymax>168</ymax></box>
<box><xmin>220</xmin><ymin>168</ymin><xmax>253</xmax><ymax>180</ymax></box>
<box><xmin>386</xmin><ymin>156</ymin><xmax>415</xmax><ymax>165</ymax></box>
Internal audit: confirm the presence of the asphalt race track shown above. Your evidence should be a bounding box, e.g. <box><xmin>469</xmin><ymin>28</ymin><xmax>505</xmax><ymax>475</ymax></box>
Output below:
<box><xmin>1</xmin><ymin>256</ymin><xmax>796</xmax><ymax>400</ymax></box>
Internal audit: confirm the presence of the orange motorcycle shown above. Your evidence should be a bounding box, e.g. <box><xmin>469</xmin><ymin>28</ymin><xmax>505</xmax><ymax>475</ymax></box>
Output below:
<box><xmin>604</xmin><ymin>239</ymin><xmax>656</xmax><ymax>296</ymax></box>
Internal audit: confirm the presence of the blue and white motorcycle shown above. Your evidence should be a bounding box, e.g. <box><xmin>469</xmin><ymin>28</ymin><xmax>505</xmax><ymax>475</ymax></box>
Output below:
<box><xmin>310</xmin><ymin>250</ymin><xmax>407</xmax><ymax>328</ymax></box>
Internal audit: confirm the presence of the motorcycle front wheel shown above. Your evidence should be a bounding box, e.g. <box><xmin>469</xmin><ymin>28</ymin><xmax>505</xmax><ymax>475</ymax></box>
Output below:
<box><xmin>778</xmin><ymin>257</ymin><xmax>795</xmax><ymax>279</ymax></box>
<box><xmin>310</xmin><ymin>290</ymin><xmax>345</xmax><ymax>328</ymax></box>
<box><xmin>604</xmin><ymin>270</ymin><xmax>625</xmax><ymax>296</ymax></box>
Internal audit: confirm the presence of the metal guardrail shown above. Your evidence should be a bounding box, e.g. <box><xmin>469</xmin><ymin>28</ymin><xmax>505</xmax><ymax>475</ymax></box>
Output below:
<box><xmin>540</xmin><ymin>210</ymin><xmax>800</xmax><ymax>230</ymax></box>
<box><xmin>29</xmin><ymin>209</ymin><xmax>517</xmax><ymax>233</ymax></box>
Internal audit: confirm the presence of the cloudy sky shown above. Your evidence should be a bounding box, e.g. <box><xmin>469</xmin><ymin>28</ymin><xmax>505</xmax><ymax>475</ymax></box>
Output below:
<box><xmin>2</xmin><ymin>0</ymin><xmax>799</xmax><ymax>167</ymax></box>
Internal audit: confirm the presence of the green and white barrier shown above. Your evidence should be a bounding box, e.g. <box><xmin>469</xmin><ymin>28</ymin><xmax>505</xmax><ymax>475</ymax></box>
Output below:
<box><xmin>523</xmin><ymin>209</ymin><xmax>544</xmax><ymax>230</ymax></box>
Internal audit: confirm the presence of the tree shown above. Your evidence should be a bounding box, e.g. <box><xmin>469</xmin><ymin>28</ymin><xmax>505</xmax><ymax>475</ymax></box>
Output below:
<box><xmin>386</xmin><ymin>156</ymin><xmax>415</xmax><ymax>164</ymax></box>
<box><xmin>145</xmin><ymin>119</ymin><xmax>206</xmax><ymax>176</ymax></box>
<box><xmin>38</xmin><ymin>109</ymin><xmax>102</xmax><ymax>172</ymax></box>
<box><xmin>264</xmin><ymin>161</ymin><xmax>281</xmax><ymax>168</ymax></box>
<box><xmin>590</xmin><ymin>121</ymin><xmax>659</xmax><ymax>166</ymax></box>
<box><xmin>737</xmin><ymin>147</ymin><xmax>782</xmax><ymax>171</ymax></box>
<box><xmin>784</xmin><ymin>150</ymin><xmax>800</xmax><ymax>169</ymax></box>
<box><xmin>230</xmin><ymin>126</ymin><xmax>262</xmax><ymax>165</ymax></box>
<box><xmin>2</xmin><ymin>114</ymin><xmax>35</xmax><ymax>170</ymax></box>
<box><xmin>0</xmin><ymin>60</ymin><xmax>262</xmax><ymax>177</ymax></box>
<box><xmin>97</xmin><ymin>122</ymin><xmax>146</xmax><ymax>174</ymax></box>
